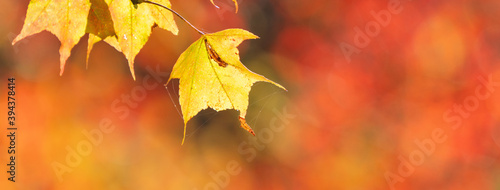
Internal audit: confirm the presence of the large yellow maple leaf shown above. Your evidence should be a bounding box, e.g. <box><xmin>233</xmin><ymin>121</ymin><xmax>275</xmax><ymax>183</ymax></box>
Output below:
<box><xmin>167</xmin><ymin>29</ymin><xmax>286</xmax><ymax>144</ymax></box>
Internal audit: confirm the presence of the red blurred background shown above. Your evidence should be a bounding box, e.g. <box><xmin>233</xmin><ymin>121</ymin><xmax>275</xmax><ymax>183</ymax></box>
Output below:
<box><xmin>2</xmin><ymin>0</ymin><xmax>500</xmax><ymax>189</ymax></box>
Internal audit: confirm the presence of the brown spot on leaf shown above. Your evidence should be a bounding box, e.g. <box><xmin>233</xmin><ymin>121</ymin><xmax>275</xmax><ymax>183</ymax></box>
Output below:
<box><xmin>205</xmin><ymin>39</ymin><xmax>228</xmax><ymax>67</ymax></box>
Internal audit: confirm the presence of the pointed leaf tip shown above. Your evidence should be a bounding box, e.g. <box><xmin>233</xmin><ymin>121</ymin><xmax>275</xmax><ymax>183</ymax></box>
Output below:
<box><xmin>181</xmin><ymin>123</ymin><xmax>187</xmax><ymax>145</ymax></box>
<box><xmin>127</xmin><ymin>58</ymin><xmax>137</xmax><ymax>81</ymax></box>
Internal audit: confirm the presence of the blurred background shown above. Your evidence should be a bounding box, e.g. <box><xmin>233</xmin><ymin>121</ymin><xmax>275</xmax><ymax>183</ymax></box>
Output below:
<box><xmin>2</xmin><ymin>0</ymin><xmax>500</xmax><ymax>189</ymax></box>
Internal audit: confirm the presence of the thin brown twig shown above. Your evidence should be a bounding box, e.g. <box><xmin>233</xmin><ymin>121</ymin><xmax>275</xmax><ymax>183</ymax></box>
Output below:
<box><xmin>142</xmin><ymin>0</ymin><xmax>205</xmax><ymax>35</ymax></box>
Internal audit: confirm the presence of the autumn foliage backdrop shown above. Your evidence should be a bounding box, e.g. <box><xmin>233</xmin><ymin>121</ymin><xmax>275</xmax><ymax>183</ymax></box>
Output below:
<box><xmin>2</xmin><ymin>0</ymin><xmax>500</xmax><ymax>189</ymax></box>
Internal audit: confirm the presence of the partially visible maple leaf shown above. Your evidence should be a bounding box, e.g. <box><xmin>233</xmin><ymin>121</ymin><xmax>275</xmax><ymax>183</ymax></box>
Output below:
<box><xmin>14</xmin><ymin>0</ymin><xmax>178</xmax><ymax>80</ymax></box>
<box><xmin>106</xmin><ymin>0</ymin><xmax>178</xmax><ymax>80</ymax></box>
<box><xmin>209</xmin><ymin>0</ymin><xmax>238</xmax><ymax>13</ymax></box>
<box><xmin>167</xmin><ymin>29</ymin><xmax>286</xmax><ymax>144</ymax></box>
<box><xmin>12</xmin><ymin>0</ymin><xmax>91</xmax><ymax>75</ymax></box>
<box><xmin>86</xmin><ymin>0</ymin><xmax>120</xmax><ymax>67</ymax></box>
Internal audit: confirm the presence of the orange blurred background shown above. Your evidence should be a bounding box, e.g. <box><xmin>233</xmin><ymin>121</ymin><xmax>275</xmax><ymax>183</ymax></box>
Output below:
<box><xmin>2</xmin><ymin>0</ymin><xmax>500</xmax><ymax>189</ymax></box>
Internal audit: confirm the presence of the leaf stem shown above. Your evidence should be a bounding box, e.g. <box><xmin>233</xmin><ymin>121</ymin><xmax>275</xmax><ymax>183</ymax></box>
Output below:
<box><xmin>142</xmin><ymin>0</ymin><xmax>205</xmax><ymax>35</ymax></box>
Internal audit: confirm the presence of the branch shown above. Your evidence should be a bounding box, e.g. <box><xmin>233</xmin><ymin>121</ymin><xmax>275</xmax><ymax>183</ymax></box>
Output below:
<box><xmin>142</xmin><ymin>0</ymin><xmax>205</xmax><ymax>35</ymax></box>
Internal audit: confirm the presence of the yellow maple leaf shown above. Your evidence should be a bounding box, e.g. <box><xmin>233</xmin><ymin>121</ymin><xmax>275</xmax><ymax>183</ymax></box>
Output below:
<box><xmin>12</xmin><ymin>0</ymin><xmax>91</xmax><ymax>76</ymax></box>
<box><xmin>13</xmin><ymin>0</ymin><xmax>178</xmax><ymax>80</ymax></box>
<box><xmin>167</xmin><ymin>29</ymin><xmax>286</xmax><ymax>144</ymax></box>
<box><xmin>106</xmin><ymin>0</ymin><xmax>178</xmax><ymax>80</ymax></box>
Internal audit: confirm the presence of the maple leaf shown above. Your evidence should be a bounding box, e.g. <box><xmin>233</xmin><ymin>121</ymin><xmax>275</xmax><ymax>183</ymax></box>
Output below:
<box><xmin>101</xmin><ymin>0</ymin><xmax>178</xmax><ymax>80</ymax></box>
<box><xmin>12</xmin><ymin>0</ymin><xmax>91</xmax><ymax>76</ymax></box>
<box><xmin>167</xmin><ymin>29</ymin><xmax>286</xmax><ymax>144</ymax></box>
<box><xmin>13</xmin><ymin>0</ymin><xmax>178</xmax><ymax>80</ymax></box>
<box><xmin>86</xmin><ymin>0</ymin><xmax>120</xmax><ymax>67</ymax></box>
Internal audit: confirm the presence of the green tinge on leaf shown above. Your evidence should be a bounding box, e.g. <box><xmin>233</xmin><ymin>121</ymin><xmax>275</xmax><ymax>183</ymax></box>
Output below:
<box><xmin>86</xmin><ymin>0</ymin><xmax>117</xmax><ymax>67</ymax></box>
